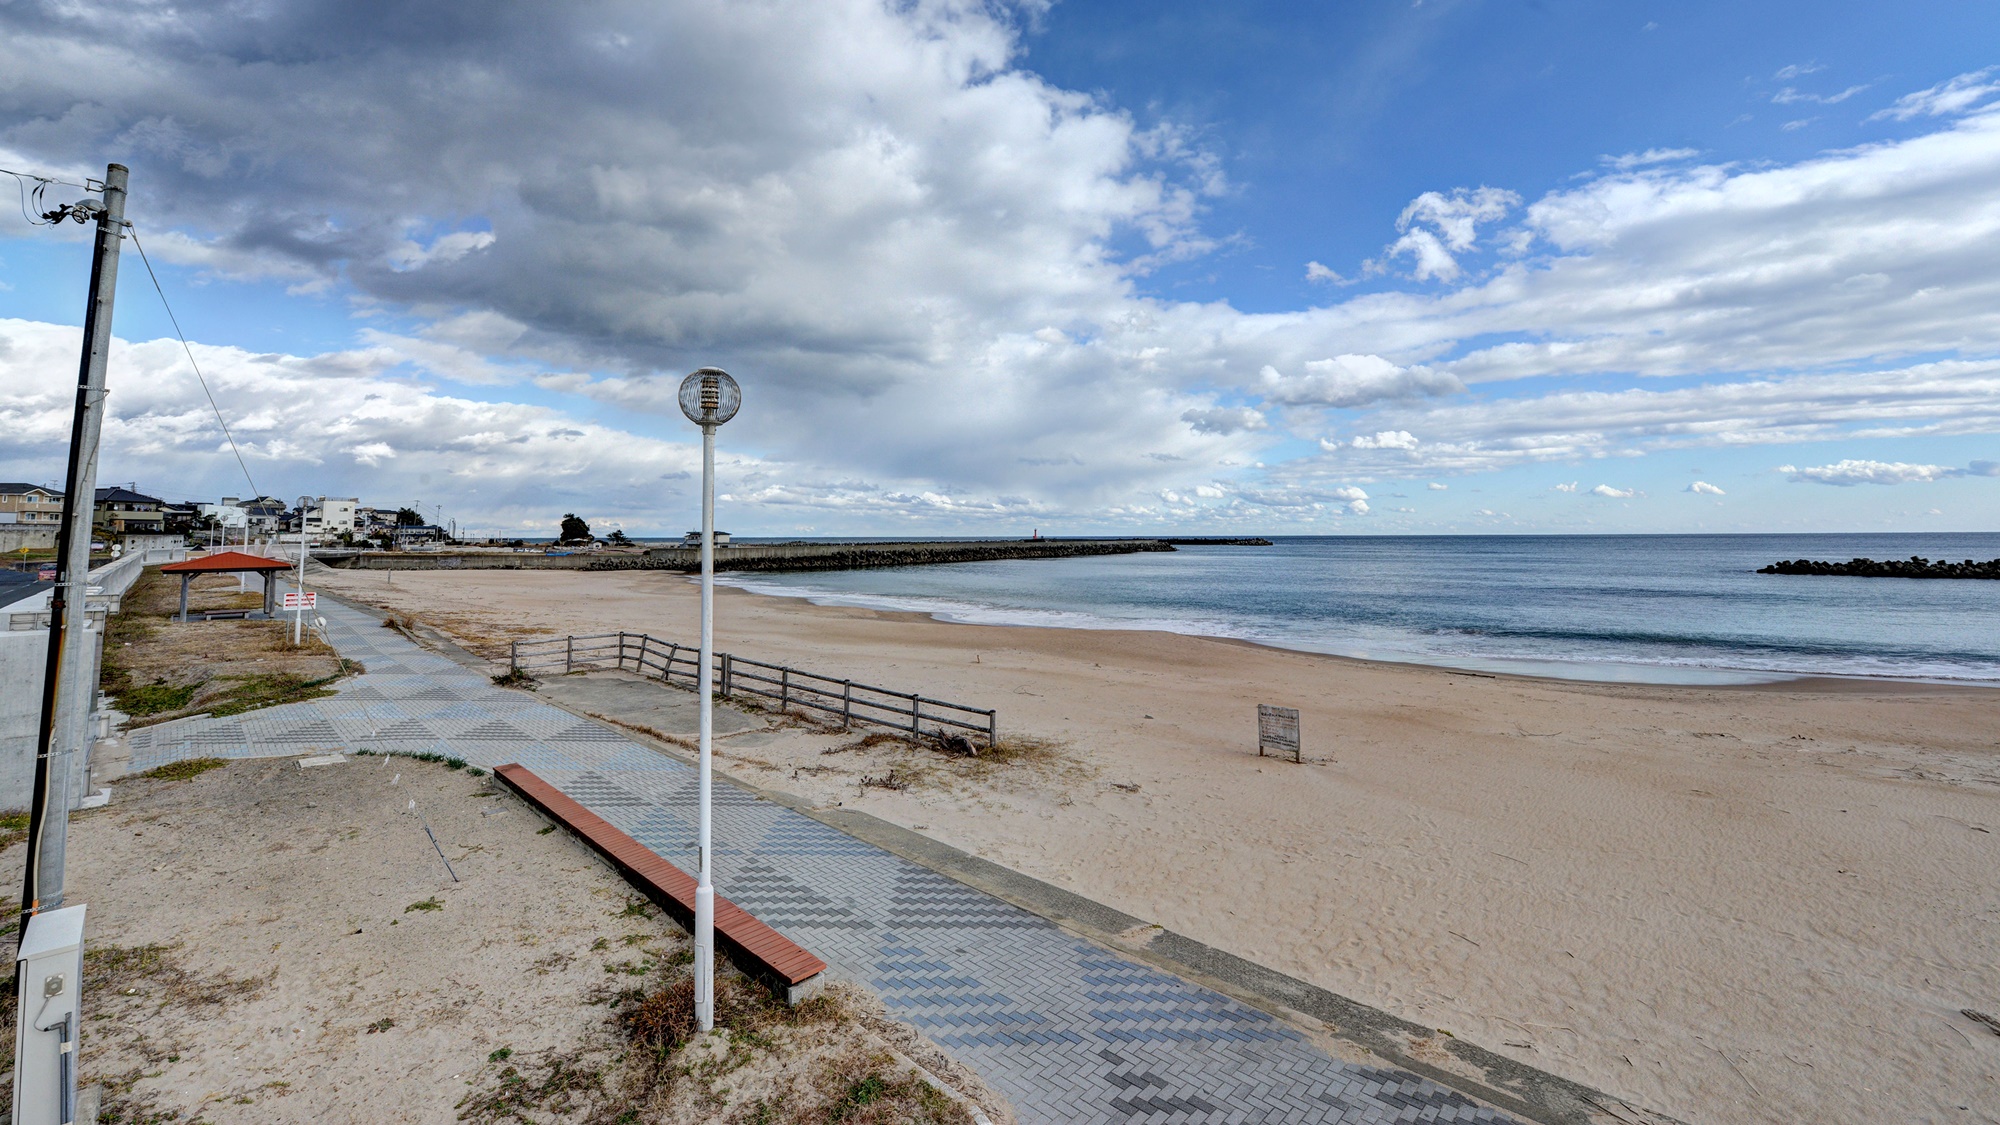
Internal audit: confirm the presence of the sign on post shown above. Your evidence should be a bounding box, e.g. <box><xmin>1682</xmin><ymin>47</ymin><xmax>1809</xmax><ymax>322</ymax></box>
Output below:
<box><xmin>1257</xmin><ymin>704</ymin><xmax>1301</xmax><ymax>763</ymax></box>
<box><xmin>282</xmin><ymin>591</ymin><xmax>318</xmax><ymax>610</ymax></box>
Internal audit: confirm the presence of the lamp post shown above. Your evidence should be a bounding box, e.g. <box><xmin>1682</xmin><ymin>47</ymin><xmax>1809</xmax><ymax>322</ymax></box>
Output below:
<box><xmin>678</xmin><ymin>367</ymin><xmax>740</xmax><ymax>1033</ymax></box>
<box><xmin>293</xmin><ymin>495</ymin><xmax>311</xmax><ymax>645</ymax></box>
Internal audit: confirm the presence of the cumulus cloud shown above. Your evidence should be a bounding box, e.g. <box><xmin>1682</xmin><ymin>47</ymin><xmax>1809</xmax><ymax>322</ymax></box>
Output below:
<box><xmin>1869</xmin><ymin>68</ymin><xmax>2000</xmax><ymax>121</ymax></box>
<box><xmin>1258</xmin><ymin>357</ymin><xmax>1462</xmax><ymax>409</ymax></box>
<box><xmin>1778</xmin><ymin>459</ymin><xmax>1963</xmax><ymax>485</ymax></box>
<box><xmin>1181</xmin><ymin>406</ymin><xmax>1268</xmax><ymax>436</ymax></box>
<box><xmin>1382</xmin><ymin>187</ymin><xmax>1519</xmax><ymax>280</ymax></box>
<box><xmin>1350</xmin><ymin>430</ymin><xmax>1418</xmax><ymax>450</ymax></box>
<box><xmin>1686</xmin><ymin>480</ymin><xmax>1725</xmax><ymax>495</ymax></box>
<box><xmin>1600</xmin><ymin>147</ymin><xmax>1700</xmax><ymax>170</ymax></box>
<box><xmin>1305</xmin><ymin>261</ymin><xmax>1345</xmax><ymax>284</ymax></box>
<box><xmin>1427</xmin><ymin>482</ymin><xmax>1447</xmax><ymax>491</ymax></box>
<box><xmin>1590</xmin><ymin>484</ymin><xmax>1636</xmax><ymax>498</ymax></box>
<box><xmin>1552</xmin><ymin>481</ymin><xmax>1578</xmax><ymax>492</ymax></box>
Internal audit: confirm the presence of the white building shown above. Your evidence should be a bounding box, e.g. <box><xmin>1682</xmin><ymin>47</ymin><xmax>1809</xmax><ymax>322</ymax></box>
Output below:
<box><xmin>303</xmin><ymin>497</ymin><xmax>361</xmax><ymax>543</ymax></box>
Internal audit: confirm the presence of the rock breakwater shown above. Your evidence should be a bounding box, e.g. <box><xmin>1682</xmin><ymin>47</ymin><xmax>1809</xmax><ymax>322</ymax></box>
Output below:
<box><xmin>1759</xmin><ymin>556</ymin><xmax>2000</xmax><ymax>580</ymax></box>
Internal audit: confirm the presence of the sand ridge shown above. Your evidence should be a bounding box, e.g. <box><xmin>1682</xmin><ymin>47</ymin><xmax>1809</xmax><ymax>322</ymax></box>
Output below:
<box><xmin>313</xmin><ymin>564</ymin><xmax>2000</xmax><ymax>1124</ymax></box>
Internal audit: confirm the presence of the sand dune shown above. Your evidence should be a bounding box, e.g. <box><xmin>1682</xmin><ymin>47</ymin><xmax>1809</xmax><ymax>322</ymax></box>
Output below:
<box><xmin>315</xmin><ymin>565</ymin><xmax>2000</xmax><ymax>1124</ymax></box>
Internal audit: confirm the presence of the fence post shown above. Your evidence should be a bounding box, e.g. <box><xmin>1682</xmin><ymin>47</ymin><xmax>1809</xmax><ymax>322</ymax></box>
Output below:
<box><xmin>910</xmin><ymin>692</ymin><xmax>920</xmax><ymax>735</ymax></box>
<box><xmin>779</xmin><ymin>667</ymin><xmax>789</xmax><ymax>711</ymax></box>
<box><xmin>617</xmin><ymin>630</ymin><xmax>627</xmax><ymax>671</ymax></box>
<box><xmin>988</xmin><ymin>710</ymin><xmax>997</xmax><ymax>750</ymax></box>
<box><xmin>565</xmin><ymin>635</ymin><xmax>574</xmax><ymax>674</ymax></box>
<box><xmin>510</xmin><ymin>639</ymin><xmax>518</xmax><ymax>670</ymax></box>
<box><xmin>720</xmin><ymin>653</ymin><xmax>733</xmax><ymax>697</ymax></box>
<box><xmin>667</xmin><ymin>642</ymin><xmax>679</xmax><ymax>682</ymax></box>
<box><xmin>842</xmin><ymin>681</ymin><xmax>852</xmax><ymax>730</ymax></box>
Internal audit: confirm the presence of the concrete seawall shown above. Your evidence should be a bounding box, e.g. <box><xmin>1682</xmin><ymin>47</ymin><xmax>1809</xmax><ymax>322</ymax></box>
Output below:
<box><xmin>321</xmin><ymin>538</ymin><xmax>1185</xmax><ymax>574</ymax></box>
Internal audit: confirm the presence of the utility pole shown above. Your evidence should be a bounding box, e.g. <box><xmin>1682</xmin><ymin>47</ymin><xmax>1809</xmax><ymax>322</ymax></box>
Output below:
<box><xmin>293</xmin><ymin>496</ymin><xmax>311</xmax><ymax>644</ymax></box>
<box><xmin>21</xmin><ymin>163</ymin><xmax>126</xmax><ymax>929</ymax></box>
<box><xmin>17</xmin><ymin>161</ymin><xmax>125</xmax><ymax>1125</ymax></box>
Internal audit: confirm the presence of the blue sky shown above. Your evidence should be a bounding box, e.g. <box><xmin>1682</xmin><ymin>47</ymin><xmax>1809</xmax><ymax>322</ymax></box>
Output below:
<box><xmin>2</xmin><ymin>0</ymin><xmax>1998</xmax><ymax>536</ymax></box>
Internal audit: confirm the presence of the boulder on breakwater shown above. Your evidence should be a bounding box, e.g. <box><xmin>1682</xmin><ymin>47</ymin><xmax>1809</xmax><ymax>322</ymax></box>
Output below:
<box><xmin>595</xmin><ymin>537</ymin><xmax>1179</xmax><ymax>574</ymax></box>
<box><xmin>1758</xmin><ymin>556</ymin><xmax>2000</xmax><ymax>580</ymax></box>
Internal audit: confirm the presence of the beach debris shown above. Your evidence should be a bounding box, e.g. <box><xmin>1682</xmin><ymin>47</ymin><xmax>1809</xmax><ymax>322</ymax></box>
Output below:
<box><xmin>927</xmin><ymin>728</ymin><xmax>979</xmax><ymax>757</ymax></box>
<box><xmin>1111</xmin><ymin>782</ymin><xmax>1141</xmax><ymax>793</ymax></box>
<box><xmin>297</xmin><ymin>754</ymin><xmax>345</xmax><ymax>768</ymax></box>
<box><xmin>859</xmin><ymin>771</ymin><xmax>908</xmax><ymax>792</ymax></box>
<box><xmin>1963</xmin><ymin>1008</ymin><xmax>2000</xmax><ymax>1037</ymax></box>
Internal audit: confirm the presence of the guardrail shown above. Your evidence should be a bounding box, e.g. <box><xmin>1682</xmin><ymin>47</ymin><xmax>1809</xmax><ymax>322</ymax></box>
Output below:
<box><xmin>508</xmin><ymin>632</ymin><xmax>997</xmax><ymax>747</ymax></box>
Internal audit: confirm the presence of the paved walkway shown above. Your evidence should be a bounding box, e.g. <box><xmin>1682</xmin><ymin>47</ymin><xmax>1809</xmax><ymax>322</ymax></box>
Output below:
<box><xmin>123</xmin><ymin>598</ymin><xmax>1515</xmax><ymax>1125</ymax></box>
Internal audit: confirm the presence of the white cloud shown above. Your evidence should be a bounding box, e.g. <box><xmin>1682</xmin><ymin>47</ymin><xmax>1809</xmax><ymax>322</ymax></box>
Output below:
<box><xmin>1869</xmin><ymin>68</ymin><xmax>2000</xmax><ymax>121</ymax></box>
<box><xmin>1773</xmin><ymin>84</ymin><xmax>1868</xmax><ymax>106</ymax></box>
<box><xmin>1590</xmin><ymin>484</ymin><xmax>1636</xmax><ymax>498</ymax></box>
<box><xmin>1382</xmin><ymin>187</ymin><xmax>1519</xmax><ymax>280</ymax></box>
<box><xmin>1258</xmin><ymin>357</ymin><xmax>1462</xmax><ymax>409</ymax></box>
<box><xmin>1552</xmin><ymin>481</ymin><xmax>1578</xmax><ymax>492</ymax></box>
<box><xmin>1686</xmin><ymin>480</ymin><xmax>1725</xmax><ymax>495</ymax></box>
<box><xmin>1350</xmin><ymin>429</ymin><xmax>1418</xmax><ymax>450</ymax></box>
<box><xmin>1778</xmin><ymin>459</ymin><xmax>1962</xmax><ymax>485</ymax></box>
<box><xmin>1305</xmin><ymin>261</ymin><xmax>1345</xmax><ymax>284</ymax></box>
<box><xmin>1775</xmin><ymin>63</ymin><xmax>1826</xmax><ymax>81</ymax></box>
<box><xmin>1426</xmin><ymin>482</ymin><xmax>1447</xmax><ymax>491</ymax></box>
<box><xmin>1600</xmin><ymin>147</ymin><xmax>1700</xmax><ymax>170</ymax></box>
<box><xmin>1181</xmin><ymin>406</ymin><xmax>1268</xmax><ymax>435</ymax></box>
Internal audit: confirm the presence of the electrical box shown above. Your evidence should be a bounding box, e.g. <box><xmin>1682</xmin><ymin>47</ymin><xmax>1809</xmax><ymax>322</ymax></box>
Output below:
<box><xmin>14</xmin><ymin>904</ymin><xmax>86</xmax><ymax>1125</ymax></box>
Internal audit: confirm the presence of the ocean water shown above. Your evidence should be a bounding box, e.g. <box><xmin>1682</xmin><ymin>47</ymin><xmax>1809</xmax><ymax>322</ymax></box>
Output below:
<box><xmin>718</xmin><ymin>534</ymin><xmax>2000</xmax><ymax>684</ymax></box>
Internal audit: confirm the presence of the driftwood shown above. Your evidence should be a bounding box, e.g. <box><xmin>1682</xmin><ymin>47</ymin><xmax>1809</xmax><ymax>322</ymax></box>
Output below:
<box><xmin>928</xmin><ymin>729</ymin><xmax>979</xmax><ymax>757</ymax></box>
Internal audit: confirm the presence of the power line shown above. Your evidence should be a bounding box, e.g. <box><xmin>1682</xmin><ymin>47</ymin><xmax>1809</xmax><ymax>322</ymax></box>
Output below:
<box><xmin>125</xmin><ymin>225</ymin><xmax>265</xmax><ymax>502</ymax></box>
<box><xmin>1</xmin><ymin>166</ymin><xmax>99</xmax><ymax>227</ymax></box>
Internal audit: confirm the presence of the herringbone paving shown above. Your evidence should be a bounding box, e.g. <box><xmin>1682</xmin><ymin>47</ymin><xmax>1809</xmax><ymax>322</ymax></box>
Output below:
<box><xmin>123</xmin><ymin>597</ymin><xmax>1515</xmax><ymax>1125</ymax></box>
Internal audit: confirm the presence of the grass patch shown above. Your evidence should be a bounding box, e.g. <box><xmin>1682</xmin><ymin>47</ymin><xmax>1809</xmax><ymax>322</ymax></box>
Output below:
<box><xmin>491</xmin><ymin>666</ymin><xmax>537</xmax><ymax>690</ymax></box>
<box><xmin>140</xmin><ymin>757</ymin><xmax>228</xmax><ymax>782</ymax></box>
<box><xmin>404</xmin><ymin>897</ymin><xmax>443</xmax><ymax>913</ymax></box>
<box><xmin>115</xmin><ymin>678</ymin><xmax>202</xmax><ymax>717</ymax></box>
<box><xmin>0</xmin><ymin>810</ymin><xmax>29</xmax><ymax>850</ymax></box>
<box><xmin>204</xmin><ymin>670</ymin><xmax>345</xmax><ymax>716</ymax></box>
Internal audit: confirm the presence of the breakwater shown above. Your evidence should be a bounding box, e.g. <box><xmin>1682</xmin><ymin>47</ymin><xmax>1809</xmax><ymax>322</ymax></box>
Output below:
<box><xmin>320</xmin><ymin>538</ymin><xmax>1188</xmax><ymax>574</ymax></box>
<box><xmin>1759</xmin><ymin>556</ymin><xmax>2000</xmax><ymax>580</ymax></box>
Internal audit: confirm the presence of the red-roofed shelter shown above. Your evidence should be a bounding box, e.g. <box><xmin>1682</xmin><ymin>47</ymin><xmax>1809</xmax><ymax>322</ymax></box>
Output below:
<box><xmin>160</xmin><ymin>550</ymin><xmax>293</xmax><ymax>621</ymax></box>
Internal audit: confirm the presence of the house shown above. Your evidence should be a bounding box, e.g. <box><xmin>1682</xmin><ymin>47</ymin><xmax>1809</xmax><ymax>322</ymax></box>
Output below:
<box><xmin>301</xmin><ymin>497</ymin><xmax>360</xmax><ymax>543</ymax></box>
<box><xmin>681</xmin><ymin>530</ymin><xmax>732</xmax><ymax>547</ymax></box>
<box><xmin>93</xmin><ymin>486</ymin><xmax>166</xmax><ymax>534</ymax></box>
<box><xmin>232</xmin><ymin>497</ymin><xmax>289</xmax><ymax>538</ymax></box>
<box><xmin>0</xmin><ymin>484</ymin><xmax>64</xmax><ymax>526</ymax></box>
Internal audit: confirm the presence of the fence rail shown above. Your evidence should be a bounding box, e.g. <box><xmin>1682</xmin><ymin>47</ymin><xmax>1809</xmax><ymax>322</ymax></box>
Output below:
<box><xmin>508</xmin><ymin>632</ymin><xmax>997</xmax><ymax>747</ymax></box>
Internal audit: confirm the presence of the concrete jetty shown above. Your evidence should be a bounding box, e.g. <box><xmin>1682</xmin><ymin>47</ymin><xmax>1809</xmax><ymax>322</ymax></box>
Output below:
<box><xmin>320</xmin><ymin>537</ymin><xmax>1208</xmax><ymax>573</ymax></box>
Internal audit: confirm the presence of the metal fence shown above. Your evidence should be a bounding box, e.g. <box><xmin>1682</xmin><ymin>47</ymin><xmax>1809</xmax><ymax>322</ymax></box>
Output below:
<box><xmin>508</xmin><ymin>632</ymin><xmax>997</xmax><ymax>747</ymax></box>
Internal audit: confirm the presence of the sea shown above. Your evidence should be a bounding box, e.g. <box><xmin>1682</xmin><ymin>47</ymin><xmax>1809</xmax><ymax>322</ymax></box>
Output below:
<box><xmin>715</xmin><ymin>534</ymin><xmax>2000</xmax><ymax>685</ymax></box>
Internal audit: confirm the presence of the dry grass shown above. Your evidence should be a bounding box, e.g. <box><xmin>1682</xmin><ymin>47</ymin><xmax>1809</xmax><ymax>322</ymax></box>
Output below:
<box><xmin>138</xmin><ymin>757</ymin><xmax>228</xmax><ymax>782</ymax></box>
<box><xmin>458</xmin><ymin>965</ymin><xmax>976</xmax><ymax>1125</ymax></box>
<box><xmin>103</xmin><ymin>567</ymin><xmax>353</xmax><ymax>727</ymax></box>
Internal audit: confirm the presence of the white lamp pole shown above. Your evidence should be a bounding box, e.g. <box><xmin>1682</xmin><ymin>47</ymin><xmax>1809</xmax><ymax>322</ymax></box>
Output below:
<box><xmin>678</xmin><ymin>367</ymin><xmax>740</xmax><ymax>1033</ymax></box>
<box><xmin>293</xmin><ymin>495</ymin><xmax>311</xmax><ymax>645</ymax></box>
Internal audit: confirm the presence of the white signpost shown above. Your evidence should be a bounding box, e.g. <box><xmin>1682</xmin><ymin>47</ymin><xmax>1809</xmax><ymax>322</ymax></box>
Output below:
<box><xmin>281</xmin><ymin>592</ymin><xmax>317</xmax><ymax>610</ymax></box>
<box><xmin>1257</xmin><ymin>704</ymin><xmax>1301</xmax><ymax>763</ymax></box>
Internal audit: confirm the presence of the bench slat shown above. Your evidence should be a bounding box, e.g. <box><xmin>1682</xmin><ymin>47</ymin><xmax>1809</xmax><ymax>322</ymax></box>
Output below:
<box><xmin>494</xmin><ymin>763</ymin><xmax>827</xmax><ymax>989</ymax></box>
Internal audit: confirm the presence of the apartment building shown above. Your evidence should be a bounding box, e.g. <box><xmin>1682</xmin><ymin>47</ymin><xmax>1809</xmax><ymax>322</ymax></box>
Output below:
<box><xmin>0</xmin><ymin>484</ymin><xmax>64</xmax><ymax>525</ymax></box>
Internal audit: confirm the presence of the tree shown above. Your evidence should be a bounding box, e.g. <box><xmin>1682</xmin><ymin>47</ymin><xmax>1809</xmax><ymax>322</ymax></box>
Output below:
<box><xmin>606</xmin><ymin>529</ymin><xmax>631</xmax><ymax>546</ymax></box>
<box><xmin>558</xmin><ymin>513</ymin><xmax>592</xmax><ymax>543</ymax></box>
<box><xmin>395</xmin><ymin>506</ymin><xmax>423</xmax><ymax>527</ymax></box>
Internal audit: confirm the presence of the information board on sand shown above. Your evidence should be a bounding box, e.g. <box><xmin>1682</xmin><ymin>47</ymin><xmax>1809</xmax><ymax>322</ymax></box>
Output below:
<box><xmin>1257</xmin><ymin>704</ymin><xmax>1300</xmax><ymax>762</ymax></box>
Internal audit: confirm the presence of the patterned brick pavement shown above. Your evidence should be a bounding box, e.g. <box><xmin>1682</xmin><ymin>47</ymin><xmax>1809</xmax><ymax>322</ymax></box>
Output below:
<box><xmin>123</xmin><ymin>598</ymin><xmax>1517</xmax><ymax>1125</ymax></box>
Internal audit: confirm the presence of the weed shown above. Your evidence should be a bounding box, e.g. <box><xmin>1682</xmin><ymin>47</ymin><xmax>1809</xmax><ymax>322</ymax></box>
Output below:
<box><xmin>117</xmin><ymin>678</ymin><xmax>203</xmax><ymax>717</ymax></box>
<box><xmin>366</xmin><ymin>1018</ymin><xmax>395</xmax><ymax>1034</ymax></box>
<box><xmin>538</xmin><ymin>824</ymin><xmax>557</xmax><ymax>836</ymax></box>
<box><xmin>404</xmin><ymin>897</ymin><xmax>443</xmax><ymax>913</ymax></box>
<box><xmin>491</xmin><ymin>666</ymin><xmax>537</xmax><ymax>690</ymax></box>
<box><xmin>140</xmin><ymin>758</ymin><xmax>227</xmax><ymax>782</ymax></box>
<box><xmin>858</xmin><ymin>770</ymin><xmax>908</xmax><ymax>792</ymax></box>
<box><xmin>619</xmin><ymin>899</ymin><xmax>653</xmax><ymax>918</ymax></box>
<box><xmin>0</xmin><ymin>810</ymin><xmax>29</xmax><ymax>850</ymax></box>
<box><xmin>205</xmin><ymin>671</ymin><xmax>343</xmax><ymax>716</ymax></box>
<box><xmin>591</xmin><ymin>938</ymin><xmax>610</xmax><ymax>952</ymax></box>
<box><xmin>487</xmin><ymin>1047</ymin><xmax>513</xmax><ymax>1063</ymax></box>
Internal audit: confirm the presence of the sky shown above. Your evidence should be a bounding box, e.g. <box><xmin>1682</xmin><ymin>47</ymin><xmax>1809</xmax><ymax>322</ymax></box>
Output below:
<box><xmin>2</xmin><ymin>0</ymin><xmax>1998</xmax><ymax>538</ymax></box>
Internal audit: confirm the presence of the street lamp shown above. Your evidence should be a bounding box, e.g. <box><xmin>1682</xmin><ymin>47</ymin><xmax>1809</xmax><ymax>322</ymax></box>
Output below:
<box><xmin>678</xmin><ymin>367</ymin><xmax>739</xmax><ymax>1033</ymax></box>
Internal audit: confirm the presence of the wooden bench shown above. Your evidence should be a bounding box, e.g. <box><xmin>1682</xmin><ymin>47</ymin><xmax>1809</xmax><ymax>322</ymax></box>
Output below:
<box><xmin>493</xmin><ymin>763</ymin><xmax>827</xmax><ymax>1003</ymax></box>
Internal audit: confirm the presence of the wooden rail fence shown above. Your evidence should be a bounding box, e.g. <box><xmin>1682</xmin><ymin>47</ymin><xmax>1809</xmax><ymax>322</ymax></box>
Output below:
<box><xmin>508</xmin><ymin>632</ymin><xmax>997</xmax><ymax>747</ymax></box>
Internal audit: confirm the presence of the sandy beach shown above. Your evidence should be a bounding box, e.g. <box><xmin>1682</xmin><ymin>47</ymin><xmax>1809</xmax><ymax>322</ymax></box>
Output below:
<box><xmin>314</xmin><ymin>564</ymin><xmax>2000</xmax><ymax>1124</ymax></box>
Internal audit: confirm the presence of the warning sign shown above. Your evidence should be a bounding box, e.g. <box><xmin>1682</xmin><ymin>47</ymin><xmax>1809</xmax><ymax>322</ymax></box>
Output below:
<box><xmin>1257</xmin><ymin>704</ymin><xmax>1300</xmax><ymax>763</ymax></box>
<box><xmin>282</xmin><ymin>591</ymin><xmax>318</xmax><ymax>610</ymax></box>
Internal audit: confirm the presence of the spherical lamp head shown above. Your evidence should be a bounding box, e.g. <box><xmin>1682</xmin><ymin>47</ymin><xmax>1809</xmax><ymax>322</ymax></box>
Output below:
<box><xmin>678</xmin><ymin>368</ymin><xmax>741</xmax><ymax>427</ymax></box>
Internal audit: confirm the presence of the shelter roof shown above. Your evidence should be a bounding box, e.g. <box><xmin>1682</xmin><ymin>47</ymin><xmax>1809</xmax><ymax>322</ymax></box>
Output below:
<box><xmin>160</xmin><ymin>550</ymin><xmax>293</xmax><ymax>574</ymax></box>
